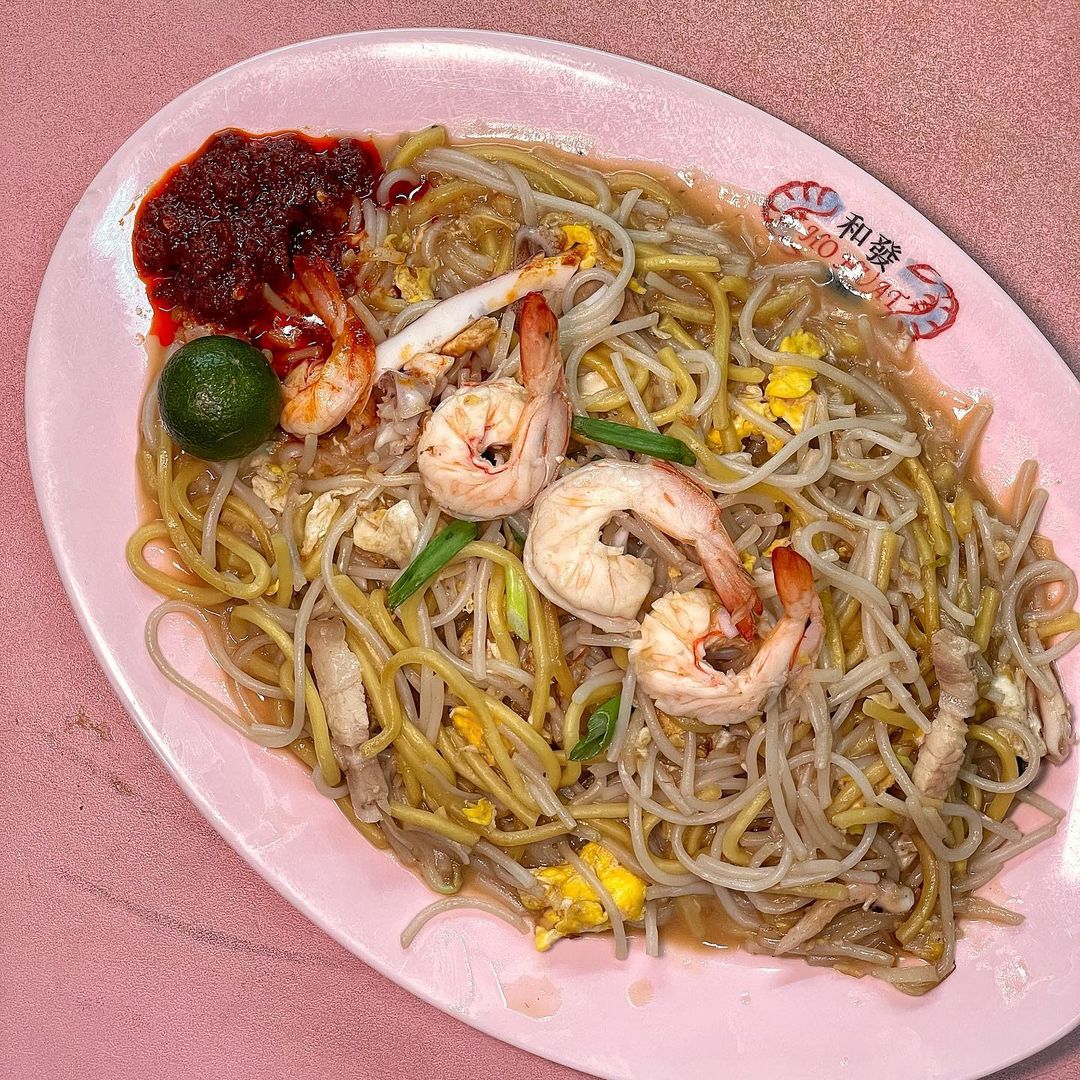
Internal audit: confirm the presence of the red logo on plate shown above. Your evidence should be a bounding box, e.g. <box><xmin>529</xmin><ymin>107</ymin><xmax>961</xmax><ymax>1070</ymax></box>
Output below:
<box><xmin>763</xmin><ymin>181</ymin><xmax>958</xmax><ymax>340</ymax></box>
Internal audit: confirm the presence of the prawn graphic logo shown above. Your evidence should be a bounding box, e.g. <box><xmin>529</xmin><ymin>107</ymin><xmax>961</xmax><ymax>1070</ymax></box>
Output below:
<box><xmin>762</xmin><ymin>180</ymin><xmax>959</xmax><ymax>340</ymax></box>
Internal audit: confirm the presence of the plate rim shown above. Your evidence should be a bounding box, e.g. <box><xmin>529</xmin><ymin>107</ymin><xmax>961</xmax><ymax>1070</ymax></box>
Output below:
<box><xmin>25</xmin><ymin>27</ymin><xmax>1080</xmax><ymax>1080</ymax></box>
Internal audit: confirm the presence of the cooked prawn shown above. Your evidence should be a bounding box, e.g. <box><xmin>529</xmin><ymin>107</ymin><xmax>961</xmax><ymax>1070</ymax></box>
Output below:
<box><xmin>523</xmin><ymin>459</ymin><xmax>760</xmax><ymax>635</ymax></box>
<box><xmin>417</xmin><ymin>292</ymin><xmax>570</xmax><ymax>519</ymax></box>
<box><xmin>628</xmin><ymin>547</ymin><xmax>823</xmax><ymax>726</ymax></box>
<box><xmin>282</xmin><ymin>251</ymin><xmax>577</xmax><ymax>438</ymax></box>
<box><xmin>280</xmin><ymin>259</ymin><xmax>377</xmax><ymax>436</ymax></box>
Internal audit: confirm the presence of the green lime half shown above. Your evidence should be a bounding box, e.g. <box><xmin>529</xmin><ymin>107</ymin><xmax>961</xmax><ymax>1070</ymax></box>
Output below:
<box><xmin>158</xmin><ymin>335</ymin><xmax>282</xmax><ymax>461</ymax></box>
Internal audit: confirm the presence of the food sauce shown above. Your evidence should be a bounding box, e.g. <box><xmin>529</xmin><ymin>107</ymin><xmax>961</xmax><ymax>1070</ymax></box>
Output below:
<box><xmin>133</xmin><ymin>129</ymin><xmax>381</xmax><ymax>345</ymax></box>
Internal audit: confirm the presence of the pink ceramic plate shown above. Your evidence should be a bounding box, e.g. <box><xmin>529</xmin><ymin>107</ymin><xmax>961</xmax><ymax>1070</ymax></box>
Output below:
<box><xmin>26</xmin><ymin>29</ymin><xmax>1080</xmax><ymax>1080</ymax></box>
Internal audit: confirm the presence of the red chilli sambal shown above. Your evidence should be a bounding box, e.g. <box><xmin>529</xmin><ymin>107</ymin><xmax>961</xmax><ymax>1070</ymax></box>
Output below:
<box><xmin>133</xmin><ymin>129</ymin><xmax>381</xmax><ymax>344</ymax></box>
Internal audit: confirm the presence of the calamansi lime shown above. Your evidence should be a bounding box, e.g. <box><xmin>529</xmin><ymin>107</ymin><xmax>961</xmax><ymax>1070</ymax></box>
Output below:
<box><xmin>157</xmin><ymin>336</ymin><xmax>281</xmax><ymax>461</ymax></box>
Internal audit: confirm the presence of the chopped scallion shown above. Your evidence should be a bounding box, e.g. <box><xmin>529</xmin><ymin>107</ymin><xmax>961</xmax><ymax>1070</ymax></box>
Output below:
<box><xmin>504</xmin><ymin>565</ymin><xmax>530</xmax><ymax>641</ymax></box>
<box><xmin>387</xmin><ymin>519</ymin><xmax>478</xmax><ymax>609</ymax></box>
<box><xmin>571</xmin><ymin>415</ymin><xmax>695</xmax><ymax>466</ymax></box>
<box><xmin>569</xmin><ymin>694</ymin><xmax>621</xmax><ymax>761</ymax></box>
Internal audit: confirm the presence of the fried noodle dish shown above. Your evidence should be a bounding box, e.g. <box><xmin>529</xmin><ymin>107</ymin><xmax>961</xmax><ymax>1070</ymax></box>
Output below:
<box><xmin>127</xmin><ymin>126</ymin><xmax>1077</xmax><ymax>993</ymax></box>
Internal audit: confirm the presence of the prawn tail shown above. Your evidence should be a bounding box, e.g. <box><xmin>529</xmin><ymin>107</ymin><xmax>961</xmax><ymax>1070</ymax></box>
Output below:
<box><xmin>772</xmin><ymin>546</ymin><xmax>815</xmax><ymax>608</ymax></box>
<box><xmin>655</xmin><ymin>460</ymin><xmax>762</xmax><ymax>636</ymax></box>
<box><xmin>702</xmin><ymin>538</ymin><xmax>762</xmax><ymax>641</ymax></box>
<box><xmin>709</xmin><ymin>568</ymin><xmax>759</xmax><ymax>641</ymax></box>
<box><xmin>512</xmin><ymin>392</ymin><xmax>571</xmax><ymax>480</ymax></box>
<box><xmin>771</xmin><ymin>547</ymin><xmax>823</xmax><ymax>671</ymax></box>
<box><xmin>518</xmin><ymin>292</ymin><xmax>563</xmax><ymax>395</ymax></box>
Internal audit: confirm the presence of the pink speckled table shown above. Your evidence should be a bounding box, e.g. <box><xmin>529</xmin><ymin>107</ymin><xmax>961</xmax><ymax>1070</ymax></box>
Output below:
<box><xmin>5</xmin><ymin>4</ymin><xmax>1080</xmax><ymax>1079</ymax></box>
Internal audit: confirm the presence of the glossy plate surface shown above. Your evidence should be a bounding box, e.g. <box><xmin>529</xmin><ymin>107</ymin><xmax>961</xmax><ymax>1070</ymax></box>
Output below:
<box><xmin>26</xmin><ymin>29</ymin><xmax>1080</xmax><ymax>1080</ymax></box>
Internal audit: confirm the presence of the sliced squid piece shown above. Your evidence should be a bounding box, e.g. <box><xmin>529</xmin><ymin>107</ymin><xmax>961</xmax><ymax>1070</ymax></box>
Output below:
<box><xmin>374</xmin><ymin>250</ymin><xmax>580</xmax><ymax>375</ymax></box>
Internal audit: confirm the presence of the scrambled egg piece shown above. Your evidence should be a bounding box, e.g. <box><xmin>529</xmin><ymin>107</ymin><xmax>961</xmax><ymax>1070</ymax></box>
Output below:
<box><xmin>442</xmin><ymin>316</ymin><xmax>499</xmax><ymax>357</ymax></box>
<box><xmin>773</xmin><ymin>393</ymin><xmax>812</xmax><ymax>434</ymax></box>
<box><xmin>450</xmin><ymin>706</ymin><xmax>510</xmax><ymax>765</ymax></box>
<box><xmin>369</xmin><ymin>244</ymin><xmax>407</xmax><ymax>266</ymax></box>
<box><xmin>770</xmin><ymin>394</ymin><xmax>814</xmax><ymax>434</ymax></box>
<box><xmin>777</xmin><ymin>328</ymin><xmax>826</xmax><ymax>360</ymax></box>
<box><xmin>764</xmin><ymin>537</ymin><xmax>790</xmax><ymax>556</ymax></box>
<box><xmin>732</xmin><ymin>389</ymin><xmax>784</xmax><ymax>453</ymax></box>
<box><xmin>352</xmin><ymin>500</ymin><xmax>420</xmax><ymax>566</ymax></box>
<box><xmin>249</xmin><ymin>457</ymin><xmax>295</xmax><ymax>513</ymax></box>
<box><xmin>766</xmin><ymin>366</ymin><xmax>815</xmax><ymax>433</ymax></box>
<box><xmin>301</xmin><ymin>492</ymin><xmax>340</xmax><ymax>558</ymax></box>
<box><xmin>731</xmin><ymin>362</ymin><xmax>817</xmax><ymax>449</ymax></box>
<box><xmin>767</xmin><ymin>365</ymin><xmax>814</xmax><ymax>401</ymax></box>
<box><xmin>627</xmin><ymin>278</ymin><xmax>646</xmax><ymax>294</ymax></box>
<box><xmin>560</xmin><ymin>223</ymin><xmax>599</xmax><ymax>269</ymax></box>
<box><xmin>761</xmin><ymin>328</ymin><xmax>824</xmax><ymax>436</ymax></box>
<box><xmin>520</xmin><ymin>843</ymin><xmax>646</xmax><ymax>951</ymax></box>
<box><xmin>462</xmin><ymin>799</ymin><xmax>495</xmax><ymax>828</ymax></box>
<box><xmin>394</xmin><ymin>264</ymin><xmax>435</xmax><ymax>303</ymax></box>
<box><xmin>451</xmin><ymin>706</ymin><xmax>489</xmax><ymax>760</ymax></box>
<box><xmin>741</xmin><ymin>550</ymin><xmax>756</xmax><ymax>573</ymax></box>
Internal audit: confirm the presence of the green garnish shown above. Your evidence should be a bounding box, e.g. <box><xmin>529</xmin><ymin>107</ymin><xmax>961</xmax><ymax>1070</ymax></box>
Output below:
<box><xmin>504</xmin><ymin>565</ymin><xmax>531</xmax><ymax>641</ymax></box>
<box><xmin>568</xmin><ymin>694</ymin><xmax>621</xmax><ymax>761</ymax></box>
<box><xmin>388</xmin><ymin>519</ymin><xmax>479</xmax><ymax>609</ymax></box>
<box><xmin>571</xmin><ymin>415</ymin><xmax>695</xmax><ymax>466</ymax></box>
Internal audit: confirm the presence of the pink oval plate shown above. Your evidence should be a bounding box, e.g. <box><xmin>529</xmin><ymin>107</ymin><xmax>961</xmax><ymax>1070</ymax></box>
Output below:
<box><xmin>25</xmin><ymin>29</ymin><xmax>1080</xmax><ymax>1080</ymax></box>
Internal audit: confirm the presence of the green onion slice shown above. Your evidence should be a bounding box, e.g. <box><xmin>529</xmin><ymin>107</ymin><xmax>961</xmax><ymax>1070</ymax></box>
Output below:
<box><xmin>388</xmin><ymin>519</ymin><xmax>479</xmax><ymax>609</ymax></box>
<box><xmin>504</xmin><ymin>565</ymin><xmax>531</xmax><ymax>641</ymax></box>
<box><xmin>568</xmin><ymin>694</ymin><xmax>621</xmax><ymax>761</ymax></box>
<box><xmin>571</xmin><ymin>415</ymin><xmax>695</xmax><ymax>466</ymax></box>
